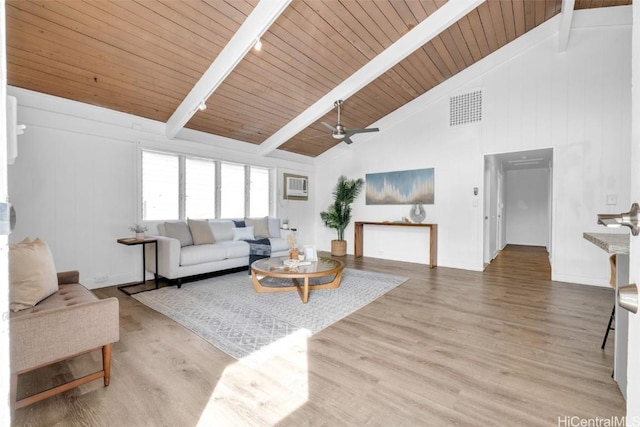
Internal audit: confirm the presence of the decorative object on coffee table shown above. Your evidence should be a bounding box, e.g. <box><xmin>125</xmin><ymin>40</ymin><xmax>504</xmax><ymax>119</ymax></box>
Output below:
<box><xmin>320</xmin><ymin>175</ymin><xmax>364</xmax><ymax>256</ymax></box>
<box><xmin>286</xmin><ymin>229</ymin><xmax>299</xmax><ymax>259</ymax></box>
<box><xmin>289</xmin><ymin>247</ymin><xmax>299</xmax><ymax>260</ymax></box>
<box><xmin>303</xmin><ymin>245</ymin><xmax>317</xmax><ymax>261</ymax></box>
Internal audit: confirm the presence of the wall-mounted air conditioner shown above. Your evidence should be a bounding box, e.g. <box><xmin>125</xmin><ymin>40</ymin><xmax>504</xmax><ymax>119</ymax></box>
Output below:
<box><xmin>284</xmin><ymin>173</ymin><xmax>308</xmax><ymax>200</ymax></box>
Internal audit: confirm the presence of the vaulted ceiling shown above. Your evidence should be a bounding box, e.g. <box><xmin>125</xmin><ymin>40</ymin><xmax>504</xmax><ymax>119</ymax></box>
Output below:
<box><xmin>5</xmin><ymin>0</ymin><xmax>632</xmax><ymax>158</ymax></box>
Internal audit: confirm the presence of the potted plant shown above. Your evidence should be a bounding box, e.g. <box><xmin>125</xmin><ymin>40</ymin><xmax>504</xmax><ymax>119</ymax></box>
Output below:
<box><xmin>320</xmin><ymin>175</ymin><xmax>364</xmax><ymax>256</ymax></box>
<box><xmin>129</xmin><ymin>224</ymin><xmax>148</xmax><ymax>240</ymax></box>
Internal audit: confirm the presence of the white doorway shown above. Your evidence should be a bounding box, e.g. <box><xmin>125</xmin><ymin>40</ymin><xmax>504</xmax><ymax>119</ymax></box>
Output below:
<box><xmin>483</xmin><ymin>148</ymin><xmax>553</xmax><ymax>266</ymax></box>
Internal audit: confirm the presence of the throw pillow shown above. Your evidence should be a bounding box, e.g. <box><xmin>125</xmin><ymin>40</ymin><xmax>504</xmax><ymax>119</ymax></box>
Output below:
<box><xmin>245</xmin><ymin>216</ymin><xmax>270</xmax><ymax>238</ymax></box>
<box><xmin>188</xmin><ymin>219</ymin><xmax>215</xmax><ymax>245</ymax></box>
<box><xmin>267</xmin><ymin>217</ymin><xmax>281</xmax><ymax>238</ymax></box>
<box><xmin>9</xmin><ymin>238</ymin><xmax>59</xmax><ymax>312</ymax></box>
<box><xmin>164</xmin><ymin>221</ymin><xmax>194</xmax><ymax>247</ymax></box>
<box><xmin>233</xmin><ymin>226</ymin><xmax>255</xmax><ymax>241</ymax></box>
<box><xmin>208</xmin><ymin>220</ymin><xmax>235</xmax><ymax>242</ymax></box>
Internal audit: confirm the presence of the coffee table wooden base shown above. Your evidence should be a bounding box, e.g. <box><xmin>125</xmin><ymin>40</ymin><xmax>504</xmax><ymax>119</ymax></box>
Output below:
<box><xmin>251</xmin><ymin>269</ymin><xmax>343</xmax><ymax>304</ymax></box>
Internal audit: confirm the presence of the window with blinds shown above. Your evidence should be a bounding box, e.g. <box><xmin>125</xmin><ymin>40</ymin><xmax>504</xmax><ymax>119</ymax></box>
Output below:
<box><xmin>220</xmin><ymin>163</ymin><xmax>245</xmax><ymax>219</ymax></box>
<box><xmin>250</xmin><ymin>167</ymin><xmax>270</xmax><ymax>217</ymax></box>
<box><xmin>142</xmin><ymin>151</ymin><xmax>179</xmax><ymax>220</ymax></box>
<box><xmin>186</xmin><ymin>157</ymin><xmax>216</xmax><ymax>218</ymax></box>
<box><xmin>141</xmin><ymin>150</ymin><xmax>271</xmax><ymax>221</ymax></box>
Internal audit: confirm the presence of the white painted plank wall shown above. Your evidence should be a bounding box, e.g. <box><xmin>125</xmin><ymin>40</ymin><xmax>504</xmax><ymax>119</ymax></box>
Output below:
<box><xmin>7</xmin><ymin>88</ymin><xmax>316</xmax><ymax>288</ymax></box>
<box><xmin>315</xmin><ymin>7</ymin><xmax>632</xmax><ymax>286</ymax></box>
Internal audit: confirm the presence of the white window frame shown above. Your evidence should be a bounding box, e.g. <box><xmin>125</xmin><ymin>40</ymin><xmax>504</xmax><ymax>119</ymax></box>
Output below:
<box><xmin>140</xmin><ymin>149</ymin><xmax>272</xmax><ymax>221</ymax></box>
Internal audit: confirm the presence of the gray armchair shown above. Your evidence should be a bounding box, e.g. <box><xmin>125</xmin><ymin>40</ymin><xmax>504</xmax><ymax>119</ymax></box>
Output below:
<box><xmin>10</xmin><ymin>270</ymin><xmax>119</xmax><ymax>409</ymax></box>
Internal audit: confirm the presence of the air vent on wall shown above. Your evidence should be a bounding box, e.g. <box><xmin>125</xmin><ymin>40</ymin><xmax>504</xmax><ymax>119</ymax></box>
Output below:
<box><xmin>449</xmin><ymin>90</ymin><xmax>482</xmax><ymax>127</ymax></box>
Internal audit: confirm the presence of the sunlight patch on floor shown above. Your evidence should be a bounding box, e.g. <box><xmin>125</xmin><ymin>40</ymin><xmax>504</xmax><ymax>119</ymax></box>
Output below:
<box><xmin>196</xmin><ymin>329</ymin><xmax>310</xmax><ymax>426</ymax></box>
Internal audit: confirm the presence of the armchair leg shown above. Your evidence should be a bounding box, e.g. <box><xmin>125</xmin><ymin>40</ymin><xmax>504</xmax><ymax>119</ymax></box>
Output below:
<box><xmin>10</xmin><ymin>373</ymin><xmax>18</xmax><ymax>410</ymax></box>
<box><xmin>11</xmin><ymin>345</ymin><xmax>115</xmax><ymax>409</ymax></box>
<box><xmin>103</xmin><ymin>344</ymin><xmax>112</xmax><ymax>386</ymax></box>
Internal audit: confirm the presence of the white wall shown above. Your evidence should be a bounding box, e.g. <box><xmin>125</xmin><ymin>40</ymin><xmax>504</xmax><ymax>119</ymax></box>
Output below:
<box><xmin>315</xmin><ymin>7</ymin><xmax>631</xmax><ymax>286</ymax></box>
<box><xmin>7</xmin><ymin>87</ymin><xmax>316</xmax><ymax>288</ymax></box>
<box><xmin>505</xmin><ymin>168</ymin><xmax>549</xmax><ymax>248</ymax></box>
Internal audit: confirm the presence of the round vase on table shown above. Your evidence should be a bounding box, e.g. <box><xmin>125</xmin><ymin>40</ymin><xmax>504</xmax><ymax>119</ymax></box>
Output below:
<box><xmin>410</xmin><ymin>204</ymin><xmax>426</xmax><ymax>223</ymax></box>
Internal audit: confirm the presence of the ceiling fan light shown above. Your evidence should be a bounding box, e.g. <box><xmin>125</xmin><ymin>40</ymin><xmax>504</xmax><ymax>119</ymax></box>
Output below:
<box><xmin>331</xmin><ymin>132</ymin><xmax>343</xmax><ymax>139</ymax></box>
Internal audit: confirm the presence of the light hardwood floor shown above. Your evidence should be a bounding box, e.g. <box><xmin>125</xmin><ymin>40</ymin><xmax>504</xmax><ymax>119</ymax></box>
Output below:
<box><xmin>12</xmin><ymin>246</ymin><xmax>625</xmax><ymax>426</ymax></box>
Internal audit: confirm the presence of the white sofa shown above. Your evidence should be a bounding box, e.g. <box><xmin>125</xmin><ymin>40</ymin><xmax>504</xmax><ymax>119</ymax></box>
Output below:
<box><xmin>144</xmin><ymin>217</ymin><xmax>290</xmax><ymax>287</ymax></box>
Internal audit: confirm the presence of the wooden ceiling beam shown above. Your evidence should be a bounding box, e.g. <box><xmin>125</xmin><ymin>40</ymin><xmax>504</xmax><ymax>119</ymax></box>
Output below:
<box><xmin>558</xmin><ymin>0</ymin><xmax>576</xmax><ymax>52</ymax></box>
<box><xmin>165</xmin><ymin>0</ymin><xmax>291</xmax><ymax>139</ymax></box>
<box><xmin>258</xmin><ymin>0</ymin><xmax>486</xmax><ymax>157</ymax></box>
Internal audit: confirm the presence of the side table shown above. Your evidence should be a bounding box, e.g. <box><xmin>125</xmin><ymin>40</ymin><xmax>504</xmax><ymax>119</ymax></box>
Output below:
<box><xmin>117</xmin><ymin>237</ymin><xmax>158</xmax><ymax>296</ymax></box>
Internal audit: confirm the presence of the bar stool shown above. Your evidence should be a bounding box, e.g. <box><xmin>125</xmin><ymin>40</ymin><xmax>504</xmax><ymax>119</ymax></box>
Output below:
<box><xmin>601</xmin><ymin>254</ymin><xmax>616</xmax><ymax>349</ymax></box>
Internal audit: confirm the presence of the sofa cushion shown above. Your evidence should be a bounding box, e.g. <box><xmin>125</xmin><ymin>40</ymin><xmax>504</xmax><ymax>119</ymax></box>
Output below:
<box><xmin>269</xmin><ymin>238</ymin><xmax>290</xmax><ymax>253</ymax></box>
<box><xmin>9</xmin><ymin>238</ymin><xmax>59</xmax><ymax>312</ymax></box>
<box><xmin>218</xmin><ymin>241</ymin><xmax>250</xmax><ymax>258</ymax></box>
<box><xmin>245</xmin><ymin>217</ymin><xmax>270</xmax><ymax>238</ymax></box>
<box><xmin>268</xmin><ymin>217</ymin><xmax>281</xmax><ymax>238</ymax></box>
<box><xmin>11</xmin><ymin>283</ymin><xmax>99</xmax><ymax>318</ymax></box>
<box><xmin>233</xmin><ymin>226</ymin><xmax>255</xmax><ymax>241</ymax></box>
<box><xmin>164</xmin><ymin>221</ymin><xmax>193</xmax><ymax>247</ymax></box>
<box><xmin>188</xmin><ymin>219</ymin><xmax>215</xmax><ymax>245</ymax></box>
<box><xmin>209</xmin><ymin>220</ymin><xmax>235</xmax><ymax>242</ymax></box>
<box><xmin>180</xmin><ymin>244</ymin><xmax>227</xmax><ymax>266</ymax></box>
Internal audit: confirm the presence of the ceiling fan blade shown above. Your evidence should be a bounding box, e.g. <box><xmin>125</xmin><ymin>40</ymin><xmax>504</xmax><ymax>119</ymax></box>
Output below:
<box><xmin>342</xmin><ymin>136</ymin><xmax>354</xmax><ymax>145</ymax></box>
<box><xmin>321</xmin><ymin>121</ymin><xmax>337</xmax><ymax>131</ymax></box>
<box><xmin>344</xmin><ymin>127</ymin><xmax>379</xmax><ymax>135</ymax></box>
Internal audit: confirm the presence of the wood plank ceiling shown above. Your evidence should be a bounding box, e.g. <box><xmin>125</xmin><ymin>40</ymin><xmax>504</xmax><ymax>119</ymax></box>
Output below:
<box><xmin>5</xmin><ymin>0</ymin><xmax>632</xmax><ymax>158</ymax></box>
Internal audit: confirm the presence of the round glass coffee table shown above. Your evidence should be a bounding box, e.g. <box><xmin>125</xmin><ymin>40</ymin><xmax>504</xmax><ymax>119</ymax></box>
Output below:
<box><xmin>250</xmin><ymin>256</ymin><xmax>345</xmax><ymax>303</ymax></box>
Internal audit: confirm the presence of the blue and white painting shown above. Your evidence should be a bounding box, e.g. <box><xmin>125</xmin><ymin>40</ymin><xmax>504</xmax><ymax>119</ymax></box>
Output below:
<box><xmin>366</xmin><ymin>168</ymin><xmax>434</xmax><ymax>205</ymax></box>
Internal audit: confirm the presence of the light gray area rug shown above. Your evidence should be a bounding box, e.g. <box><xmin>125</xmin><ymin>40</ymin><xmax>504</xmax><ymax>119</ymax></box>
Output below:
<box><xmin>133</xmin><ymin>268</ymin><xmax>407</xmax><ymax>360</ymax></box>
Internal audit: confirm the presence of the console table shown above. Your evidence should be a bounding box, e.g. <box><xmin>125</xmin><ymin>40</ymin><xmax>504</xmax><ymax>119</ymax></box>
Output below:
<box><xmin>354</xmin><ymin>222</ymin><xmax>437</xmax><ymax>268</ymax></box>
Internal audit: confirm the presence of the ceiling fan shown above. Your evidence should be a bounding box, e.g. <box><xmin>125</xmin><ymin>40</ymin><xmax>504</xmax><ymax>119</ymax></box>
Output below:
<box><xmin>320</xmin><ymin>100</ymin><xmax>379</xmax><ymax>145</ymax></box>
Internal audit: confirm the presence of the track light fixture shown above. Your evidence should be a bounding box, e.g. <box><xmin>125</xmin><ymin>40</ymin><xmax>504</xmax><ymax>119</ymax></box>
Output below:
<box><xmin>198</xmin><ymin>101</ymin><xmax>207</xmax><ymax>111</ymax></box>
<box><xmin>254</xmin><ymin>38</ymin><xmax>262</xmax><ymax>51</ymax></box>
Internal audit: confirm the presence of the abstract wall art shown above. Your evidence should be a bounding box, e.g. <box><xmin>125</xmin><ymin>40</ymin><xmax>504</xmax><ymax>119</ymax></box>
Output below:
<box><xmin>365</xmin><ymin>168</ymin><xmax>434</xmax><ymax>205</ymax></box>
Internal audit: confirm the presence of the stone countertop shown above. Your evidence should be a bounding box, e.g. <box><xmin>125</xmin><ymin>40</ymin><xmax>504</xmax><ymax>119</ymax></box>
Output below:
<box><xmin>583</xmin><ymin>232</ymin><xmax>630</xmax><ymax>254</ymax></box>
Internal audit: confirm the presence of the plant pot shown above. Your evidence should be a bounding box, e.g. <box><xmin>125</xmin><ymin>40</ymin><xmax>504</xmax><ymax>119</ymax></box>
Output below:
<box><xmin>331</xmin><ymin>239</ymin><xmax>347</xmax><ymax>256</ymax></box>
<box><xmin>135</xmin><ymin>232</ymin><xmax>145</xmax><ymax>240</ymax></box>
